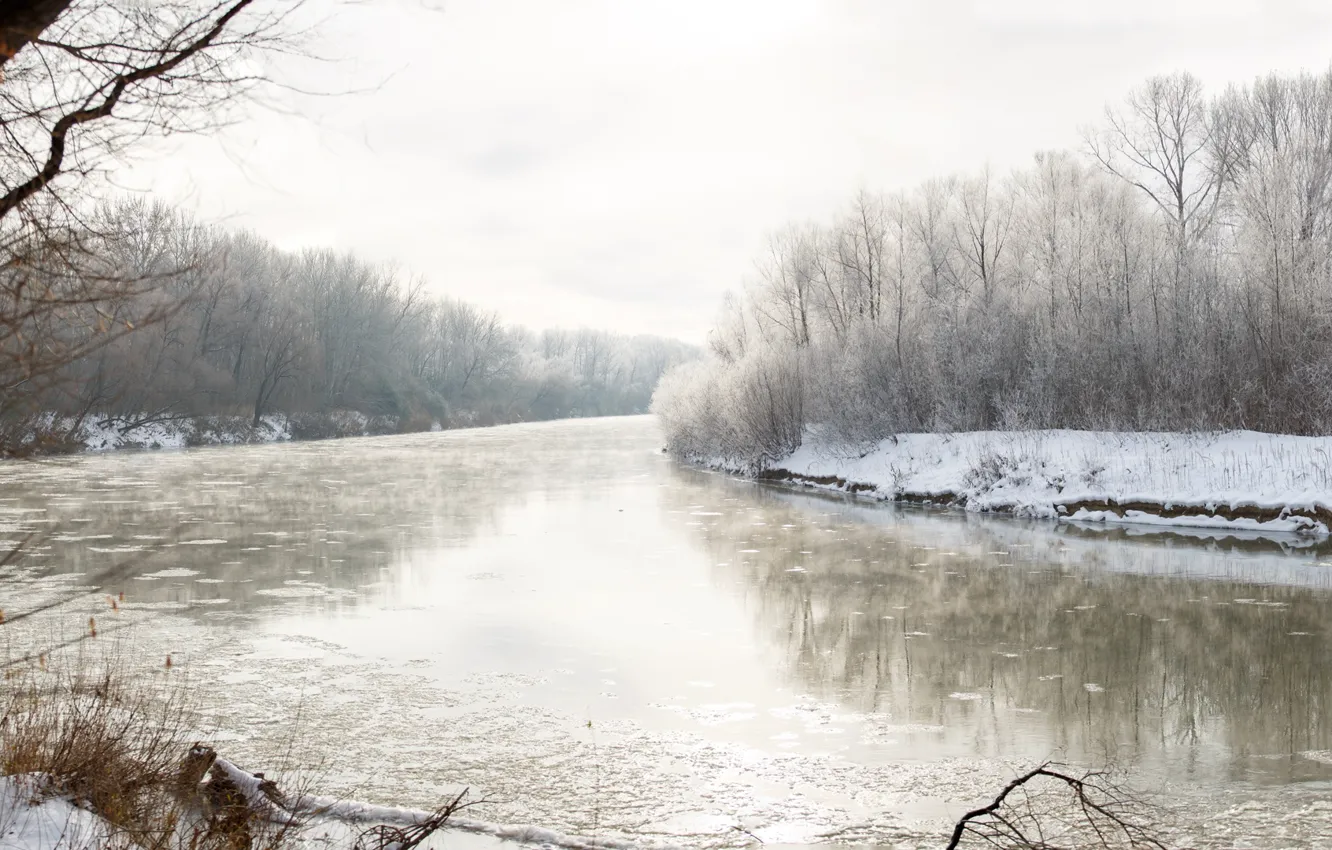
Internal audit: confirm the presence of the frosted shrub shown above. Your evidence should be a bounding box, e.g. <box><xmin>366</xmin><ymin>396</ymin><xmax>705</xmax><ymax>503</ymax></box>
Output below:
<box><xmin>804</xmin><ymin>328</ymin><xmax>909</xmax><ymax>451</ymax></box>
<box><xmin>727</xmin><ymin>347</ymin><xmax>804</xmax><ymax>466</ymax></box>
<box><xmin>964</xmin><ymin>448</ymin><xmax>1019</xmax><ymax>490</ymax></box>
<box><xmin>652</xmin><ymin>360</ymin><xmax>730</xmax><ymax>460</ymax></box>
<box><xmin>653</xmin><ymin>346</ymin><xmax>804</xmax><ymax>470</ymax></box>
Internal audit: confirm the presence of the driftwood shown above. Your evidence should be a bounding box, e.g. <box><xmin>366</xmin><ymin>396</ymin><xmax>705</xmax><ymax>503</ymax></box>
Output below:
<box><xmin>172</xmin><ymin>744</ymin><xmax>296</xmax><ymax>850</ymax></box>
<box><xmin>177</xmin><ymin>744</ymin><xmax>480</xmax><ymax>850</ymax></box>
<box><xmin>176</xmin><ymin>743</ymin><xmax>218</xmax><ymax>796</ymax></box>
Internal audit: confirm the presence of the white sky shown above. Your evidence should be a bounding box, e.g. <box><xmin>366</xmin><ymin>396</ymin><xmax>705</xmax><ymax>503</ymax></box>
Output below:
<box><xmin>115</xmin><ymin>0</ymin><xmax>1332</xmax><ymax>343</ymax></box>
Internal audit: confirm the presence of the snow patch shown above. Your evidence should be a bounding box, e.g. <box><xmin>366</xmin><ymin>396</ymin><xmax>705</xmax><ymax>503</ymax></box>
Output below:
<box><xmin>0</xmin><ymin>775</ymin><xmax>114</xmax><ymax>850</ymax></box>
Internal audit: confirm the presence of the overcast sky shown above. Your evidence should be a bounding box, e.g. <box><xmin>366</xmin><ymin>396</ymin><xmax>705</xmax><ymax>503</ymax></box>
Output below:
<box><xmin>116</xmin><ymin>0</ymin><xmax>1332</xmax><ymax>343</ymax></box>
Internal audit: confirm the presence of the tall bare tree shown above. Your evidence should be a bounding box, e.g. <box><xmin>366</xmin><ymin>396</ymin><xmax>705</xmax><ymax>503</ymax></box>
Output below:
<box><xmin>1087</xmin><ymin>72</ymin><xmax>1223</xmax><ymax>246</ymax></box>
<box><xmin>0</xmin><ymin>0</ymin><xmax>301</xmax><ymax>444</ymax></box>
<box><xmin>955</xmin><ymin>165</ymin><xmax>1012</xmax><ymax>303</ymax></box>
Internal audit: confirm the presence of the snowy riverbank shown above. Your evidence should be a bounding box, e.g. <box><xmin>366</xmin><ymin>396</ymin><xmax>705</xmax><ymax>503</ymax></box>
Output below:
<box><xmin>6</xmin><ymin>410</ymin><xmax>648</xmax><ymax>456</ymax></box>
<box><xmin>730</xmin><ymin>429</ymin><xmax>1332</xmax><ymax>537</ymax></box>
<box><xmin>7</xmin><ymin>410</ymin><xmax>441</xmax><ymax>455</ymax></box>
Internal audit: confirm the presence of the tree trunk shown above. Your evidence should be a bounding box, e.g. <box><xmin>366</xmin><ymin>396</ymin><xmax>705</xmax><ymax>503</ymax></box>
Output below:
<box><xmin>0</xmin><ymin>0</ymin><xmax>73</xmax><ymax>70</ymax></box>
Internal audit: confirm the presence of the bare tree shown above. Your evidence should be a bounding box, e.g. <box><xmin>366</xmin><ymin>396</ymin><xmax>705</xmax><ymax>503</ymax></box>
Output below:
<box><xmin>0</xmin><ymin>0</ymin><xmax>304</xmax><ymax>446</ymax></box>
<box><xmin>911</xmin><ymin>177</ymin><xmax>961</xmax><ymax>308</ymax></box>
<box><xmin>833</xmin><ymin>190</ymin><xmax>886</xmax><ymax>324</ymax></box>
<box><xmin>883</xmin><ymin>192</ymin><xmax>914</xmax><ymax>369</ymax></box>
<box><xmin>1087</xmin><ymin>72</ymin><xmax>1223</xmax><ymax>246</ymax></box>
<box><xmin>955</xmin><ymin>165</ymin><xmax>1013</xmax><ymax>303</ymax></box>
<box><xmin>752</xmin><ymin>226</ymin><xmax>815</xmax><ymax>348</ymax></box>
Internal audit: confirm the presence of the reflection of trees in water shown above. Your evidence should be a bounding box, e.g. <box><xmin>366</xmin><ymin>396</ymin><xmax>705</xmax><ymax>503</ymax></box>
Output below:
<box><xmin>668</xmin><ymin>468</ymin><xmax>1332</xmax><ymax>781</ymax></box>
<box><xmin>2</xmin><ymin>420</ymin><xmax>651</xmax><ymax>608</ymax></box>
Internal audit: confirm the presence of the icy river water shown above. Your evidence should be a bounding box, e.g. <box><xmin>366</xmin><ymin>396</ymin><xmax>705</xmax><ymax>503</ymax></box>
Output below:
<box><xmin>5</xmin><ymin>416</ymin><xmax>1332</xmax><ymax>848</ymax></box>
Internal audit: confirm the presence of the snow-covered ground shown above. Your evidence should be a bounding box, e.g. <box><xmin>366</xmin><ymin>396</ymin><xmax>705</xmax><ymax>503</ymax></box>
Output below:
<box><xmin>759</xmin><ymin>429</ymin><xmax>1332</xmax><ymax>537</ymax></box>
<box><xmin>0</xmin><ymin>775</ymin><xmax>115</xmax><ymax>850</ymax></box>
<box><xmin>77</xmin><ymin>414</ymin><xmax>293</xmax><ymax>451</ymax></box>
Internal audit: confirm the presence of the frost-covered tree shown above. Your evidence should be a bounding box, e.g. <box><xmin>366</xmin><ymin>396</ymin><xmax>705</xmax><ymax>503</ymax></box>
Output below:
<box><xmin>654</xmin><ymin>67</ymin><xmax>1332</xmax><ymax>465</ymax></box>
<box><xmin>6</xmin><ymin>199</ymin><xmax>699</xmax><ymax>446</ymax></box>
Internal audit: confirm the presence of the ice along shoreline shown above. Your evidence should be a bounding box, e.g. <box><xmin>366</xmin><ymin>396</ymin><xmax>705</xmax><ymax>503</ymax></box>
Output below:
<box><xmin>704</xmin><ymin>429</ymin><xmax>1332</xmax><ymax>538</ymax></box>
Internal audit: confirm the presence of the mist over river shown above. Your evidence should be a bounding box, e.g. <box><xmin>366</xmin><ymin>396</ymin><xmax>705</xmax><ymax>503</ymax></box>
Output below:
<box><xmin>4</xmin><ymin>416</ymin><xmax>1332</xmax><ymax>848</ymax></box>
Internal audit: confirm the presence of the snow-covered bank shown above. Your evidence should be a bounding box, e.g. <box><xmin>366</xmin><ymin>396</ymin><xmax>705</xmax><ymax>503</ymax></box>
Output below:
<box><xmin>729</xmin><ymin>429</ymin><xmax>1332</xmax><ymax>537</ymax></box>
<box><xmin>8</xmin><ymin>411</ymin><xmax>443</xmax><ymax>455</ymax></box>
<box><xmin>7</xmin><ymin>410</ymin><xmax>653</xmax><ymax>456</ymax></box>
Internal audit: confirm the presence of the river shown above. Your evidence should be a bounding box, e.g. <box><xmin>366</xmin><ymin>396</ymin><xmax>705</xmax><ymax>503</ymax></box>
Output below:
<box><xmin>3</xmin><ymin>416</ymin><xmax>1332</xmax><ymax>848</ymax></box>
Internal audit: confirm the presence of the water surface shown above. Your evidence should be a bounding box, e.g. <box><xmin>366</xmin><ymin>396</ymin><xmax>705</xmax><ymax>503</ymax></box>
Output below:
<box><xmin>3</xmin><ymin>416</ymin><xmax>1332</xmax><ymax>848</ymax></box>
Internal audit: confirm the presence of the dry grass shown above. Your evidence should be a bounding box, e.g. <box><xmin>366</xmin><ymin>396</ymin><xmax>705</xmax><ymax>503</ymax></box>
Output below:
<box><xmin>1</xmin><ymin>657</ymin><xmax>302</xmax><ymax>850</ymax></box>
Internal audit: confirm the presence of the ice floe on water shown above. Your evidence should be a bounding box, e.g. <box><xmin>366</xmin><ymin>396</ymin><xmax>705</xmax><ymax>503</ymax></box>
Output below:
<box><xmin>141</xmin><ymin>568</ymin><xmax>201</xmax><ymax>579</ymax></box>
<box><xmin>254</xmin><ymin>582</ymin><xmax>354</xmax><ymax>599</ymax></box>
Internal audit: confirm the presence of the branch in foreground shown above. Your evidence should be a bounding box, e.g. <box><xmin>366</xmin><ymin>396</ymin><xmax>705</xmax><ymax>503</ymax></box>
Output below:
<box><xmin>946</xmin><ymin>762</ymin><xmax>1166</xmax><ymax>850</ymax></box>
<box><xmin>0</xmin><ymin>0</ymin><xmax>259</xmax><ymax>223</ymax></box>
